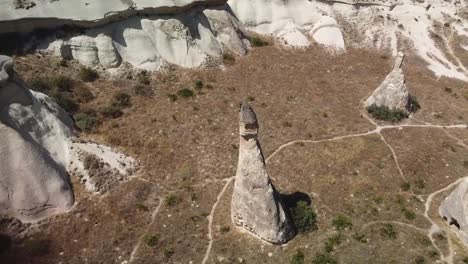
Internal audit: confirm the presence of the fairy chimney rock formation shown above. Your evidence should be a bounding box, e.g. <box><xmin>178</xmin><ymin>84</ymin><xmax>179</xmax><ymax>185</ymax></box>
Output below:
<box><xmin>365</xmin><ymin>52</ymin><xmax>411</xmax><ymax>112</ymax></box>
<box><xmin>231</xmin><ymin>102</ymin><xmax>296</xmax><ymax>244</ymax></box>
<box><xmin>439</xmin><ymin>178</ymin><xmax>468</xmax><ymax>244</ymax></box>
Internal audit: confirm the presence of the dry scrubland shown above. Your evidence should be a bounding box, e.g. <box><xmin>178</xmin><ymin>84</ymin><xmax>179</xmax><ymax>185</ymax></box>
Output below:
<box><xmin>1</xmin><ymin>43</ymin><xmax>467</xmax><ymax>264</ymax></box>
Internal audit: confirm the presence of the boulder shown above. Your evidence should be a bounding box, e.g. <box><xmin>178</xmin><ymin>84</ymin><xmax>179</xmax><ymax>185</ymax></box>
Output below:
<box><xmin>231</xmin><ymin>102</ymin><xmax>296</xmax><ymax>244</ymax></box>
<box><xmin>439</xmin><ymin>178</ymin><xmax>468</xmax><ymax>244</ymax></box>
<box><xmin>365</xmin><ymin>52</ymin><xmax>411</xmax><ymax>113</ymax></box>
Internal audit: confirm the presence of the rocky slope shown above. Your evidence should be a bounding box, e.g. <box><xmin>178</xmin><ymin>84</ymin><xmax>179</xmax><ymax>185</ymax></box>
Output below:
<box><xmin>0</xmin><ymin>55</ymin><xmax>136</xmax><ymax>222</ymax></box>
<box><xmin>440</xmin><ymin>178</ymin><xmax>468</xmax><ymax>244</ymax></box>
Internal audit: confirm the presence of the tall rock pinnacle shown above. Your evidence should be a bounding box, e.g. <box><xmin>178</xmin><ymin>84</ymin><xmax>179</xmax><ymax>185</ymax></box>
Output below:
<box><xmin>439</xmin><ymin>178</ymin><xmax>468</xmax><ymax>244</ymax></box>
<box><xmin>365</xmin><ymin>52</ymin><xmax>411</xmax><ymax>113</ymax></box>
<box><xmin>231</xmin><ymin>102</ymin><xmax>296</xmax><ymax>244</ymax></box>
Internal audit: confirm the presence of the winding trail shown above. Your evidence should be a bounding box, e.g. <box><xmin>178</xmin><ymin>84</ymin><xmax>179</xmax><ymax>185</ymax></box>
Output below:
<box><xmin>128</xmin><ymin>197</ymin><xmax>163</xmax><ymax>263</ymax></box>
<box><xmin>201</xmin><ymin>177</ymin><xmax>234</xmax><ymax>264</ymax></box>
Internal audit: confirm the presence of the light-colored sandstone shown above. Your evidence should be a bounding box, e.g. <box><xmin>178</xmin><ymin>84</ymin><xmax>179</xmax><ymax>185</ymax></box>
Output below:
<box><xmin>439</xmin><ymin>178</ymin><xmax>468</xmax><ymax>244</ymax></box>
<box><xmin>231</xmin><ymin>102</ymin><xmax>295</xmax><ymax>244</ymax></box>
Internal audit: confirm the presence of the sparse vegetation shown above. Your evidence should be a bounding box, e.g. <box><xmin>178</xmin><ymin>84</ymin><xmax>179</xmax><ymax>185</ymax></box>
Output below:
<box><xmin>50</xmin><ymin>75</ymin><xmax>74</xmax><ymax>91</ymax></box>
<box><xmin>380</xmin><ymin>224</ymin><xmax>397</xmax><ymax>239</ymax></box>
<box><xmin>415</xmin><ymin>178</ymin><xmax>425</xmax><ymax>189</ymax></box>
<box><xmin>164</xmin><ymin>248</ymin><xmax>175</xmax><ymax>258</ymax></box>
<box><xmin>367</xmin><ymin>104</ymin><xmax>408</xmax><ymax>122</ymax></box>
<box><xmin>400</xmin><ymin>182</ymin><xmax>411</xmax><ymax>191</ymax></box>
<box><xmin>311</xmin><ymin>252</ymin><xmax>337</xmax><ymax>264</ymax></box>
<box><xmin>250</xmin><ymin>36</ymin><xmax>269</xmax><ymax>47</ymax></box>
<box><xmin>112</xmin><ymin>92</ymin><xmax>131</xmax><ymax>108</ymax></box>
<box><xmin>78</xmin><ymin>67</ymin><xmax>99</xmax><ymax>82</ymax></box>
<box><xmin>324</xmin><ymin>233</ymin><xmax>343</xmax><ymax>253</ymax></box>
<box><xmin>165</xmin><ymin>193</ymin><xmax>180</xmax><ymax>207</ymax></box>
<box><xmin>134</xmin><ymin>84</ymin><xmax>152</xmax><ymax>97</ymax></box>
<box><xmin>100</xmin><ymin>104</ymin><xmax>123</xmax><ymax>119</ymax></box>
<box><xmin>29</xmin><ymin>78</ymin><xmax>52</xmax><ymax>92</ymax></box>
<box><xmin>222</xmin><ymin>52</ymin><xmax>235</xmax><ymax>63</ymax></box>
<box><xmin>291</xmin><ymin>200</ymin><xmax>317</xmax><ymax>233</ymax></box>
<box><xmin>401</xmin><ymin>207</ymin><xmax>416</xmax><ymax>220</ymax></box>
<box><xmin>75</xmin><ymin>85</ymin><xmax>94</xmax><ymax>103</ymax></box>
<box><xmin>51</xmin><ymin>92</ymin><xmax>79</xmax><ymax>113</ymax></box>
<box><xmin>143</xmin><ymin>234</ymin><xmax>159</xmax><ymax>247</ymax></box>
<box><xmin>167</xmin><ymin>93</ymin><xmax>178</xmax><ymax>102</ymax></box>
<box><xmin>74</xmin><ymin>112</ymin><xmax>97</xmax><ymax>133</ymax></box>
<box><xmin>194</xmin><ymin>80</ymin><xmax>203</xmax><ymax>90</ymax></box>
<box><xmin>220</xmin><ymin>226</ymin><xmax>230</xmax><ymax>234</ymax></box>
<box><xmin>332</xmin><ymin>214</ymin><xmax>352</xmax><ymax>231</ymax></box>
<box><xmin>352</xmin><ymin>232</ymin><xmax>367</xmax><ymax>243</ymax></box>
<box><xmin>177</xmin><ymin>88</ymin><xmax>194</xmax><ymax>98</ymax></box>
<box><xmin>291</xmin><ymin>250</ymin><xmax>305</xmax><ymax>264</ymax></box>
<box><xmin>137</xmin><ymin>71</ymin><xmax>150</xmax><ymax>85</ymax></box>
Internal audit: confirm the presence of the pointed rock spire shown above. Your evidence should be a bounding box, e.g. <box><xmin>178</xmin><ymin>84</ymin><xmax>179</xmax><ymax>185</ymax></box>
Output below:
<box><xmin>365</xmin><ymin>52</ymin><xmax>411</xmax><ymax>112</ymax></box>
<box><xmin>439</xmin><ymin>178</ymin><xmax>468</xmax><ymax>244</ymax></box>
<box><xmin>231</xmin><ymin>102</ymin><xmax>296</xmax><ymax>244</ymax></box>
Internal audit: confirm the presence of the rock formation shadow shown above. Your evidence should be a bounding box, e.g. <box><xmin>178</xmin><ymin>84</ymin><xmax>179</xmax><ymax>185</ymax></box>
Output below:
<box><xmin>281</xmin><ymin>191</ymin><xmax>312</xmax><ymax>208</ymax></box>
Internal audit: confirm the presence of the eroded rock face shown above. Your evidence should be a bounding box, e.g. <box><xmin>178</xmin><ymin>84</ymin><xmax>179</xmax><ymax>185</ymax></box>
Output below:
<box><xmin>231</xmin><ymin>102</ymin><xmax>295</xmax><ymax>244</ymax></box>
<box><xmin>365</xmin><ymin>53</ymin><xmax>411</xmax><ymax>112</ymax></box>
<box><xmin>439</xmin><ymin>178</ymin><xmax>468</xmax><ymax>244</ymax></box>
<box><xmin>0</xmin><ymin>55</ymin><xmax>74</xmax><ymax>222</ymax></box>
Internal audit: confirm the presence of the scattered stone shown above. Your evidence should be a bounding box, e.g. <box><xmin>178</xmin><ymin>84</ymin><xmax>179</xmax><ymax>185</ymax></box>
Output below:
<box><xmin>231</xmin><ymin>102</ymin><xmax>296</xmax><ymax>244</ymax></box>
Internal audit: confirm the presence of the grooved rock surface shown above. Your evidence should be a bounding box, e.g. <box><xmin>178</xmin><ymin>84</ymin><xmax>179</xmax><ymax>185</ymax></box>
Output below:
<box><xmin>0</xmin><ymin>55</ymin><xmax>74</xmax><ymax>222</ymax></box>
<box><xmin>365</xmin><ymin>53</ymin><xmax>410</xmax><ymax>112</ymax></box>
<box><xmin>43</xmin><ymin>6</ymin><xmax>249</xmax><ymax>71</ymax></box>
<box><xmin>439</xmin><ymin>178</ymin><xmax>468</xmax><ymax>244</ymax></box>
<box><xmin>231</xmin><ymin>102</ymin><xmax>295</xmax><ymax>245</ymax></box>
<box><xmin>0</xmin><ymin>55</ymin><xmax>137</xmax><ymax>222</ymax></box>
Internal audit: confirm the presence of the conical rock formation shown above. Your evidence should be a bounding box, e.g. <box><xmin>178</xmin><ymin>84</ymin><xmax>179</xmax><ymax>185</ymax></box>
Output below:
<box><xmin>439</xmin><ymin>178</ymin><xmax>468</xmax><ymax>244</ymax></box>
<box><xmin>365</xmin><ymin>52</ymin><xmax>411</xmax><ymax>113</ymax></box>
<box><xmin>231</xmin><ymin>102</ymin><xmax>295</xmax><ymax>244</ymax></box>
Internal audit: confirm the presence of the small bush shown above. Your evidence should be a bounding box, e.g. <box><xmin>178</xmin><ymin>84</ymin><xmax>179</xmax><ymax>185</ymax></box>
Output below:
<box><xmin>134</xmin><ymin>84</ymin><xmax>152</xmax><ymax>97</ymax></box>
<box><xmin>165</xmin><ymin>193</ymin><xmax>180</xmax><ymax>207</ymax></box>
<box><xmin>74</xmin><ymin>112</ymin><xmax>97</xmax><ymax>133</ymax></box>
<box><xmin>311</xmin><ymin>252</ymin><xmax>337</xmax><ymax>264</ymax></box>
<box><xmin>250</xmin><ymin>36</ymin><xmax>269</xmax><ymax>47</ymax></box>
<box><xmin>100</xmin><ymin>105</ymin><xmax>123</xmax><ymax>119</ymax></box>
<box><xmin>401</xmin><ymin>207</ymin><xmax>416</xmax><ymax>220</ymax></box>
<box><xmin>291</xmin><ymin>250</ymin><xmax>305</xmax><ymax>264</ymax></box>
<box><xmin>113</xmin><ymin>92</ymin><xmax>131</xmax><ymax>108</ymax></box>
<box><xmin>52</xmin><ymin>92</ymin><xmax>79</xmax><ymax>113</ymax></box>
<box><xmin>29</xmin><ymin>78</ymin><xmax>52</xmax><ymax>92</ymax></box>
<box><xmin>194</xmin><ymin>80</ymin><xmax>204</xmax><ymax>90</ymax></box>
<box><xmin>177</xmin><ymin>88</ymin><xmax>194</xmax><ymax>98</ymax></box>
<box><xmin>332</xmin><ymin>214</ymin><xmax>352</xmax><ymax>231</ymax></box>
<box><xmin>400</xmin><ymin>182</ymin><xmax>411</xmax><ymax>191</ymax></box>
<box><xmin>78</xmin><ymin>67</ymin><xmax>99</xmax><ymax>82</ymax></box>
<box><xmin>380</xmin><ymin>224</ymin><xmax>397</xmax><ymax>239</ymax></box>
<box><xmin>50</xmin><ymin>75</ymin><xmax>74</xmax><ymax>92</ymax></box>
<box><xmin>291</xmin><ymin>200</ymin><xmax>317</xmax><ymax>233</ymax></box>
<box><xmin>220</xmin><ymin>226</ymin><xmax>230</xmax><ymax>234</ymax></box>
<box><xmin>324</xmin><ymin>233</ymin><xmax>343</xmax><ymax>253</ymax></box>
<box><xmin>137</xmin><ymin>72</ymin><xmax>150</xmax><ymax>85</ymax></box>
<box><xmin>367</xmin><ymin>104</ymin><xmax>408</xmax><ymax>122</ymax></box>
<box><xmin>352</xmin><ymin>232</ymin><xmax>367</xmax><ymax>243</ymax></box>
<box><xmin>74</xmin><ymin>85</ymin><xmax>94</xmax><ymax>103</ymax></box>
<box><xmin>164</xmin><ymin>248</ymin><xmax>175</xmax><ymax>258</ymax></box>
<box><xmin>167</xmin><ymin>94</ymin><xmax>178</xmax><ymax>102</ymax></box>
<box><xmin>247</xmin><ymin>96</ymin><xmax>255</xmax><ymax>102</ymax></box>
<box><xmin>143</xmin><ymin>234</ymin><xmax>159</xmax><ymax>247</ymax></box>
<box><xmin>409</xmin><ymin>95</ymin><xmax>421</xmax><ymax>112</ymax></box>
<box><xmin>223</xmin><ymin>52</ymin><xmax>235</xmax><ymax>63</ymax></box>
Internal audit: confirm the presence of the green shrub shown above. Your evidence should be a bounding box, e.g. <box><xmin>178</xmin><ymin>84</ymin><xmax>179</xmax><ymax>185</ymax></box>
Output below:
<box><xmin>291</xmin><ymin>200</ymin><xmax>317</xmax><ymax>233</ymax></box>
<box><xmin>367</xmin><ymin>104</ymin><xmax>409</xmax><ymax>122</ymax></box>
<box><xmin>164</xmin><ymin>248</ymin><xmax>175</xmax><ymax>258</ymax></box>
<box><xmin>400</xmin><ymin>182</ymin><xmax>411</xmax><ymax>191</ymax></box>
<box><xmin>29</xmin><ymin>78</ymin><xmax>52</xmax><ymax>92</ymax></box>
<box><xmin>311</xmin><ymin>252</ymin><xmax>337</xmax><ymax>264</ymax></box>
<box><xmin>143</xmin><ymin>234</ymin><xmax>159</xmax><ymax>247</ymax></box>
<box><xmin>75</xmin><ymin>85</ymin><xmax>94</xmax><ymax>103</ymax></box>
<box><xmin>113</xmin><ymin>92</ymin><xmax>131</xmax><ymax>107</ymax></box>
<box><xmin>165</xmin><ymin>193</ymin><xmax>180</xmax><ymax>207</ymax></box>
<box><xmin>250</xmin><ymin>36</ymin><xmax>269</xmax><ymax>47</ymax></box>
<box><xmin>194</xmin><ymin>80</ymin><xmax>203</xmax><ymax>90</ymax></box>
<box><xmin>100</xmin><ymin>105</ymin><xmax>123</xmax><ymax>118</ymax></box>
<box><xmin>50</xmin><ymin>75</ymin><xmax>74</xmax><ymax>92</ymax></box>
<box><xmin>291</xmin><ymin>250</ymin><xmax>305</xmax><ymax>264</ymax></box>
<box><xmin>78</xmin><ymin>67</ymin><xmax>99</xmax><ymax>82</ymax></box>
<box><xmin>332</xmin><ymin>214</ymin><xmax>352</xmax><ymax>231</ymax></box>
<box><xmin>137</xmin><ymin>72</ymin><xmax>150</xmax><ymax>85</ymax></box>
<box><xmin>380</xmin><ymin>224</ymin><xmax>397</xmax><ymax>239</ymax></box>
<box><xmin>167</xmin><ymin>94</ymin><xmax>178</xmax><ymax>102</ymax></box>
<box><xmin>52</xmin><ymin>92</ymin><xmax>79</xmax><ymax>113</ymax></box>
<box><xmin>74</xmin><ymin>112</ymin><xmax>97</xmax><ymax>133</ymax></box>
<box><xmin>134</xmin><ymin>84</ymin><xmax>152</xmax><ymax>97</ymax></box>
<box><xmin>324</xmin><ymin>233</ymin><xmax>343</xmax><ymax>253</ymax></box>
<box><xmin>177</xmin><ymin>88</ymin><xmax>194</xmax><ymax>98</ymax></box>
<box><xmin>220</xmin><ymin>226</ymin><xmax>230</xmax><ymax>234</ymax></box>
<box><xmin>409</xmin><ymin>95</ymin><xmax>421</xmax><ymax>112</ymax></box>
<box><xmin>401</xmin><ymin>207</ymin><xmax>416</xmax><ymax>220</ymax></box>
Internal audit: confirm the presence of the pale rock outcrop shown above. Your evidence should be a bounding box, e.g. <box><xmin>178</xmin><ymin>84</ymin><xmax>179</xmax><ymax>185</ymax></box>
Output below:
<box><xmin>228</xmin><ymin>0</ymin><xmax>468</xmax><ymax>80</ymax></box>
<box><xmin>365</xmin><ymin>52</ymin><xmax>411</xmax><ymax>113</ymax></box>
<box><xmin>439</xmin><ymin>178</ymin><xmax>468</xmax><ymax>244</ymax></box>
<box><xmin>231</xmin><ymin>102</ymin><xmax>295</xmax><ymax>244</ymax></box>
<box><xmin>0</xmin><ymin>55</ymin><xmax>137</xmax><ymax>221</ymax></box>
